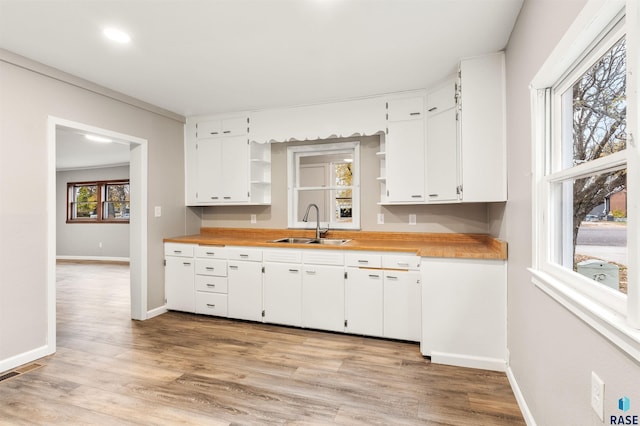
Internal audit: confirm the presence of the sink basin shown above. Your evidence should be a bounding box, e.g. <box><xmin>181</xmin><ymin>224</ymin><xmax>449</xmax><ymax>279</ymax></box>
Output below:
<box><xmin>308</xmin><ymin>238</ymin><xmax>351</xmax><ymax>245</ymax></box>
<box><xmin>270</xmin><ymin>237</ymin><xmax>316</xmax><ymax>244</ymax></box>
<box><xmin>269</xmin><ymin>237</ymin><xmax>350</xmax><ymax>245</ymax></box>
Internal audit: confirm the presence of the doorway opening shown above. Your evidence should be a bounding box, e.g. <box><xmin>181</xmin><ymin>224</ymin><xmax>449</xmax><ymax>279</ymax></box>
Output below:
<box><xmin>47</xmin><ymin>117</ymin><xmax>148</xmax><ymax>353</ymax></box>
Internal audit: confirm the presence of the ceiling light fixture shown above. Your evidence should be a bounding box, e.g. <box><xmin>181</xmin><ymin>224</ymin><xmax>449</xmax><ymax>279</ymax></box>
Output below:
<box><xmin>103</xmin><ymin>27</ymin><xmax>131</xmax><ymax>44</ymax></box>
<box><xmin>85</xmin><ymin>134</ymin><xmax>113</xmax><ymax>143</ymax></box>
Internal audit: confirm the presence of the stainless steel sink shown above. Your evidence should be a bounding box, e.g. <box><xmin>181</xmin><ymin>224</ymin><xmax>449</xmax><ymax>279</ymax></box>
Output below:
<box><xmin>270</xmin><ymin>237</ymin><xmax>316</xmax><ymax>244</ymax></box>
<box><xmin>269</xmin><ymin>237</ymin><xmax>350</xmax><ymax>245</ymax></box>
<box><xmin>307</xmin><ymin>238</ymin><xmax>350</xmax><ymax>245</ymax></box>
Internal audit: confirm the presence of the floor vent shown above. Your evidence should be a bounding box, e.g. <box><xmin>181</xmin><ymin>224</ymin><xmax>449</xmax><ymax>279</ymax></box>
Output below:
<box><xmin>0</xmin><ymin>363</ymin><xmax>42</xmax><ymax>384</ymax></box>
<box><xmin>0</xmin><ymin>371</ymin><xmax>20</xmax><ymax>382</ymax></box>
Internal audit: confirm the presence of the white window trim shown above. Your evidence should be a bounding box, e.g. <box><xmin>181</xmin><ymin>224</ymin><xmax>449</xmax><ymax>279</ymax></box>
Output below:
<box><xmin>530</xmin><ymin>0</ymin><xmax>640</xmax><ymax>361</ymax></box>
<box><xmin>287</xmin><ymin>141</ymin><xmax>361</xmax><ymax>230</ymax></box>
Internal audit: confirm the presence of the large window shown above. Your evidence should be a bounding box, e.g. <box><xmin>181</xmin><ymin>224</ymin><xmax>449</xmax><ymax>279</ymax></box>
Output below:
<box><xmin>287</xmin><ymin>142</ymin><xmax>360</xmax><ymax>230</ymax></box>
<box><xmin>67</xmin><ymin>180</ymin><xmax>130</xmax><ymax>223</ymax></box>
<box><xmin>531</xmin><ymin>1</ymin><xmax>639</xmax><ymax>348</ymax></box>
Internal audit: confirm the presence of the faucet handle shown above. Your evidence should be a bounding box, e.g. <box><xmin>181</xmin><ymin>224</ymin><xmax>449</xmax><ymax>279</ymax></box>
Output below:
<box><xmin>319</xmin><ymin>227</ymin><xmax>330</xmax><ymax>238</ymax></box>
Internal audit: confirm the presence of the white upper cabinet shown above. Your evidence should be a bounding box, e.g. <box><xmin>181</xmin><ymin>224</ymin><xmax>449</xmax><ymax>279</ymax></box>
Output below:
<box><xmin>458</xmin><ymin>52</ymin><xmax>507</xmax><ymax>202</ymax></box>
<box><xmin>425</xmin><ymin>79</ymin><xmax>459</xmax><ymax>202</ymax></box>
<box><xmin>185</xmin><ymin>114</ymin><xmax>270</xmax><ymax>205</ymax></box>
<box><xmin>383</xmin><ymin>94</ymin><xmax>426</xmax><ymax>203</ymax></box>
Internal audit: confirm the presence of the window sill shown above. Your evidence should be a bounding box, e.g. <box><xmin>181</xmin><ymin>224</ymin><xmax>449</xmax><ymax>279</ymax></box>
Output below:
<box><xmin>530</xmin><ymin>268</ymin><xmax>640</xmax><ymax>362</ymax></box>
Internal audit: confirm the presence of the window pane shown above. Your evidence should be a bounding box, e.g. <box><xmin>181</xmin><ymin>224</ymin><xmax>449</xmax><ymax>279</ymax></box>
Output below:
<box><xmin>296</xmin><ymin>189</ymin><xmax>329</xmax><ymax>223</ymax></box>
<box><xmin>73</xmin><ymin>185</ymin><xmax>98</xmax><ymax>218</ymax></box>
<box><xmin>104</xmin><ymin>183</ymin><xmax>130</xmax><ymax>219</ymax></box>
<box><xmin>561</xmin><ymin>37</ymin><xmax>626</xmax><ymax>169</ymax></box>
<box><xmin>553</xmin><ymin>170</ymin><xmax>627</xmax><ymax>294</ymax></box>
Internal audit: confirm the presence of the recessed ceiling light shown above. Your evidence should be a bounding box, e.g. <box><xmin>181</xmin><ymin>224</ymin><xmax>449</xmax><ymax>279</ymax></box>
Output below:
<box><xmin>85</xmin><ymin>134</ymin><xmax>113</xmax><ymax>143</ymax></box>
<box><xmin>103</xmin><ymin>27</ymin><xmax>131</xmax><ymax>44</ymax></box>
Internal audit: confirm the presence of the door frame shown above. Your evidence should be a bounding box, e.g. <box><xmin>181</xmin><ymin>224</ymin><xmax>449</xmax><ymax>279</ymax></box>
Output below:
<box><xmin>47</xmin><ymin>116</ymin><xmax>148</xmax><ymax>351</ymax></box>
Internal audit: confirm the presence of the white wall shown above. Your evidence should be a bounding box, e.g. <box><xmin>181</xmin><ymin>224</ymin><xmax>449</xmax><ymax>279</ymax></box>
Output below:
<box><xmin>201</xmin><ymin>135</ymin><xmax>494</xmax><ymax>234</ymax></box>
<box><xmin>56</xmin><ymin>166</ymin><xmax>130</xmax><ymax>259</ymax></box>
<box><xmin>0</xmin><ymin>50</ymin><xmax>192</xmax><ymax>369</ymax></box>
<box><xmin>504</xmin><ymin>1</ymin><xmax>640</xmax><ymax>424</ymax></box>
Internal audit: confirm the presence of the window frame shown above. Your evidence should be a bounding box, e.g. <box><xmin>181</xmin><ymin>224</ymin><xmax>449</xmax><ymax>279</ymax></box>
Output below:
<box><xmin>530</xmin><ymin>0</ymin><xmax>640</xmax><ymax>360</ymax></box>
<box><xmin>67</xmin><ymin>179</ymin><xmax>130</xmax><ymax>224</ymax></box>
<box><xmin>287</xmin><ymin>141</ymin><xmax>360</xmax><ymax>230</ymax></box>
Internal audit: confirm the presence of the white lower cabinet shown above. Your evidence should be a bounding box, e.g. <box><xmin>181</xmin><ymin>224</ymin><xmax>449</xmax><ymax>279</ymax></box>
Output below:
<box><xmin>263</xmin><ymin>262</ymin><xmax>302</xmax><ymax>327</ymax></box>
<box><xmin>302</xmin><ymin>264</ymin><xmax>345</xmax><ymax>332</ymax></box>
<box><xmin>345</xmin><ymin>267</ymin><xmax>384</xmax><ymax>337</ymax></box>
<box><xmin>383</xmin><ymin>270</ymin><xmax>421</xmax><ymax>341</ymax></box>
<box><xmin>227</xmin><ymin>248</ymin><xmax>263</xmax><ymax>322</ymax></box>
<box><xmin>421</xmin><ymin>257</ymin><xmax>506</xmax><ymax>371</ymax></box>
<box><xmin>164</xmin><ymin>243</ymin><xmax>196</xmax><ymax>313</ymax></box>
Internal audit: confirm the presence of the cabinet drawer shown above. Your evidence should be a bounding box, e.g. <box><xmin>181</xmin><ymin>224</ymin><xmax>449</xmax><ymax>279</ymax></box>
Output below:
<box><xmin>195</xmin><ymin>259</ymin><xmax>227</xmax><ymax>276</ymax></box>
<box><xmin>195</xmin><ymin>292</ymin><xmax>228</xmax><ymax>316</ymax></box>
<box><xmin>387</xmin><ymin>97</ymin><xmax>425</xmax><ymax>121</ymax></box>
<box><xmin>164</xmin><ymin>243</ymin><xmax>195</xmax><ymax>258</ymax></box>
<box><xmin>195</xmin><ymin>246</ymin><xmax>227</xmax><ymax>259</ymax></box>
<box><xmin>195</xmin><ymin>275</ymin><xmax>228</xmax><ymax>293</ymax></box>
<box><xmin>382</xmin><ymin>255</ymin><xmax>420</xmax><ymax>270</ymax></box>
<box><xmin>227</xmin><ymin>248</ymin><xmax>262</xmax><ymax>262</ymax></box>
<box><xmin>344</xmin><ymin>253</ymin><xmax>382</xmax><ymax>268</ymax></box>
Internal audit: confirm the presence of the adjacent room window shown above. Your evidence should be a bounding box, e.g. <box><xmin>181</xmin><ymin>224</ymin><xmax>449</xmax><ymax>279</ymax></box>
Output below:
<box><xmin>287</xmin><ymin>141</ymin><xmax>360</xmax><ymax>230</ymax></box>
<box><xmin>532</xmin><ymin>6</ymin><xmax>638</xmax><ymax>332</ymax></box>
<box><xmin>67</xmin><ymin>180</ymin><xmax>130</xmax><ymax>223</ymax></box>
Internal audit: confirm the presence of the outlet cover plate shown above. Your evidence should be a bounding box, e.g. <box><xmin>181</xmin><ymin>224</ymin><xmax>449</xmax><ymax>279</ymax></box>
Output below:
<box><xmin>591</xmin><ymin>371</ymin><xmax>604</xmax><ymax>421</ymax></box>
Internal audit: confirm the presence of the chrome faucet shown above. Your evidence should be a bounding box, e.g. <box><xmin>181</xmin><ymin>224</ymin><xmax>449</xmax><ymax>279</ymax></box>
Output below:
<box><xmin>302</xmin><ymin>203</ymin><xmax>327</xmax><ymax>239</ymax></box>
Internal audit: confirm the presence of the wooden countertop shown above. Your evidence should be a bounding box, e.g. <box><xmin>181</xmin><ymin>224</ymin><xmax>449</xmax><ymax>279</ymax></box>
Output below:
<box><xmin>164</xmin><ymin>228</ymin><xmax>507</xmax><ymax>260</ymax></box>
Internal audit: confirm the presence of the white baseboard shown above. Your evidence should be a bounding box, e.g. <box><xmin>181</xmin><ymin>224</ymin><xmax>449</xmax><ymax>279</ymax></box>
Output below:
<box><xmin>146</xmin><ymin>305</ymin><xmax>168</xmax><ymax>319</ymax></box>
<box><xmin>56</xmin><ymin>255</ymin><xmax>130</xmax><ymax>262</ymax></box>
<box><xmin>507</xmin><ymin>365</ymin><xmax>537</xmax><ymax>426</ymax></box>
<box><xmin>430</xmin><ymin>351</ymin><xmax>507</xmax><ymax>372</ymax></box>
<box><xmin>0</xmin><ymin>344</ymin><xmax>53</xmax><ymax>374</ymax></box>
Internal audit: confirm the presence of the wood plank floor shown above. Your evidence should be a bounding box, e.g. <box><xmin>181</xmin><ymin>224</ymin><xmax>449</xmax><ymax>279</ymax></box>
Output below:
<box><xmin>0</xmin><ymin>261</ymin><xmax>525</xmax><ymax>425</ymax></box>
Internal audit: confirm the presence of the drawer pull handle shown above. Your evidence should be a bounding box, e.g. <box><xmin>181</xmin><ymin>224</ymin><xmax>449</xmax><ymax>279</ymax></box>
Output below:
<box><xmin>183</xmin><ymin>262</ymin><xmax>191</xmax><ymax>266</ymax></box>
<box><xmin>386</xmin><ymin>275</ymin><xmax>398</xmax><ymax>280</ymax></box>
<box><xmin>206</xmin><ymin>303</ymin><xmax>216</xmax><ymax>308</ymax></box>
<box><xmin>205</xmin><ymin>267</ymin><xmax>214</xmax><ymax>270</ymax></box>
<box><xmin>223</xmin><ymin>196</ymin><xmax>231</xmax><ymax>200</ymax></box>
<box><xmin>223</xmin><ymin>130</ymin><xmax>231</xmax><ymax>134</ymax></box>
<box><xmin>239</xmin><ymin>254</ymin><xmax>249</xmax><ymax>258</ymax></box>
<box><xmin>411</xmin><ymin>195</ymin><xmax>422</xmax><ymax>198</ymax></box>
<box><xmin>369</xmin><ymin>274</ymin><xmax>380</xmax><ymax>278</ymax></box>
<box><xmin>210</xmin><ymin>131</ymin><xmax>219</xmax><ymax>135</ymax></box>
<box><xmin>428</xmin><ymin>107</ymin><xmax>437</xmax><ymax>112</ymax></box>
<box><xmin>357</xmin><ymin>260</ymin><xmax>369</xmax><ymax>264</ymax></box>
<box><xmin>173</xmin><ymin>250</ymin><xmax>182</xmax><ymax>254</ymax></box>
<box><xmin>429</xmin><ymin>194</ymin><xmax>439</xmax><ymax>197</ymax></box>
<box><xmin>410</xmin><ymin>112</ymin><xmax>421</xmax><ymax>116</ymax></box>
<box><xmin>211</xmin><ymin>196</ymin><xmax>219</xmax><ymax>200</ymax></box>
<box><xmin>229</xmin><ymin>265</ymin><xmax>238</xmax><ymax>270</ymax></box>
<box><xmin>397</xmin><ymin>262</ymin><xmax>409</xmax><ymax>266</ymax></box>
<box><xmin>306</xmin><ymin>270</ymin><xmax>316</xmax><ymax>275</ymax></box>
<box><xmin>289</xmin><ymin>269</ymin><xmax>299</xmax><ymax>273</ymax></box>
<box><xmin>206</xmin><ymin>252</ymin><xmax>215</xmax><ymax>255</ymax></box>
<box><xmin>206</xmin><ymin>284</ymin><xmax>216</xmax><ymax>287</ymax></box>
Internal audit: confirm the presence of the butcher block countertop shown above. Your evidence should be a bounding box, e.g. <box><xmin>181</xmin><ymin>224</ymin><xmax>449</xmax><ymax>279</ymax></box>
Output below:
<box><xmin>164</xmin><ymin>228</ymin><xmax>507</xmax><ymax>260</ymax></box>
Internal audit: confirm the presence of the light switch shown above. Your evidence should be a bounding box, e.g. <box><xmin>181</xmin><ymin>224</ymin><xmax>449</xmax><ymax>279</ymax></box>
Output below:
<box><xmin>409</xmin><ymin>214</ymin><xmax>416</xmax><ymax>225</ymax></box>
<box><xmin>154</xmin><ymin>206</ymin><xmax>162</xmax><ymax>217</ymax></box>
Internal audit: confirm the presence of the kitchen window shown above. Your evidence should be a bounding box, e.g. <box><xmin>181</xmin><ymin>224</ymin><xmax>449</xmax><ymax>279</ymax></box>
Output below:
<box><xmin>531</xmin><ymin>1</ymin><xmax>639</xmax><ymax>358</ymax></box>
<box><xmin>67</xmin><ymin>179</ymin><xmax>130</xmax><ymax>223</ymax></box>
<box><xmin>287</xmin><ymin>142</ymin><xmax>360</xmax><ymax>230</ymax></box>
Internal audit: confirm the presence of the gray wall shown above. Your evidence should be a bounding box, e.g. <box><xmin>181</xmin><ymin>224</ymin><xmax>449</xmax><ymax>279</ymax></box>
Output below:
<box><xmin>56</xmin><ymin>166</ymin><xmax>130</xmax><ymax>258</ymax></box>
<box><xmin>0</xmin><ymin>50</ymin><xmax>191</xmax><ymax>366</ymax></box>
<box><xmin>504</xmin><ymin>1</ymin><xmax>640</xmax><ymax>424</ymax></box>
<box><xmin>201</xmin><ymin>135</ymin><xmax>494</xmax><ymax>234</ymax></box>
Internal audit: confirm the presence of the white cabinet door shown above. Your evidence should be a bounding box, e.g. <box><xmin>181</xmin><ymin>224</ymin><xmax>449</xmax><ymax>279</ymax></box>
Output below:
<box><xmin>383</xmin><ymin>271</ymin><xmax>421</xmax><ymax>341</ymax></box>
<box><xmin>263</xmin><ymin>262</ymin><xmax>302</xmax><ymax>327</ymax></box>
<box><xmin>195</xmin><ymin>137</ymin><xmax>223</xmax><ymax>202</ymax></box>
<box><xmin>165</xmin><ymin>256</ymin><xmax>195</xmax><ymax>313</ymax></box>
<box><xmin>302</xmin><ymin>264</ymin><xmax>345</xmax><ymax>332</ymax></box>
<box><xmin>458</xmin><ymin>52</ymin><xmax>507</xmax><ymax>202</ymax></box>
<box><xmin>426</xmin><ymin>80</ymin><xmax>459</xmax><ymax>203</ymax></box>
<box><xmin>220</xmin><ymin>136</ymin><xmax>249</xmax><ymax>202</ymax></box>
<box><xmin>345</xmin><ymin>268</ymin><xmax>383</xmax><ymax>337</ymax></box>
<box><xmin>227</xmin><ymin>260</ymin><xmax>263</xmax><ymax>322</ymax></box>
<box><xmin>387</xmin><ymin>97</ymin><xmax>424</xmax><ymax>121</ymax></box>
<box><xmin>386</xmin><ymin>119</ymin><xmax>425</xmax><ymax>202</ymax></box>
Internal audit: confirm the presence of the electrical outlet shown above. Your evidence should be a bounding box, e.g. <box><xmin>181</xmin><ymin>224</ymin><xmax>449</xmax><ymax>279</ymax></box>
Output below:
<box><xmin>154</xmin><ymin>206</ymin><xmax>162</xmax><ymax>217</ymax></box>
<box><xmin>377</xmin><ymin>213</ymin><xmax>384</xmax><ymax>224</ymax></box>
<box><xmin>251</xmin><ymin>214</ymin><xmax>257</xmax><ymax>224</ymax></box>
<box><xmin>409</xmin><ymin>214</ymin><xmax>417</xmax><ymax>225</ymax></box>
<box><xmin>591</xmin><ymin>371</ymin><xmax>604</xmax><ymax>421</ymax></box>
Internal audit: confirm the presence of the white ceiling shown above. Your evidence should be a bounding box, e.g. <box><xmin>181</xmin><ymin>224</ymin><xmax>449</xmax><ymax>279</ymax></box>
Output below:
<box><xmin>1</xmin><ymin>0</ymin><xmax>523</xmax><ymax>169</ymax></box>
<box><xmin>56</xmin><ymin>126</ymin><xmax>131</xmax><ymax>171</ymax></box>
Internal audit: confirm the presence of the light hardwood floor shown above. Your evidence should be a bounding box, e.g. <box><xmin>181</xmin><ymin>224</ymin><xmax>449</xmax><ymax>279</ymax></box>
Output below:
<box><xmin>0</xmin><ymin>261</ymin><xmax>525</xmax><ymax>425</ymax></box>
